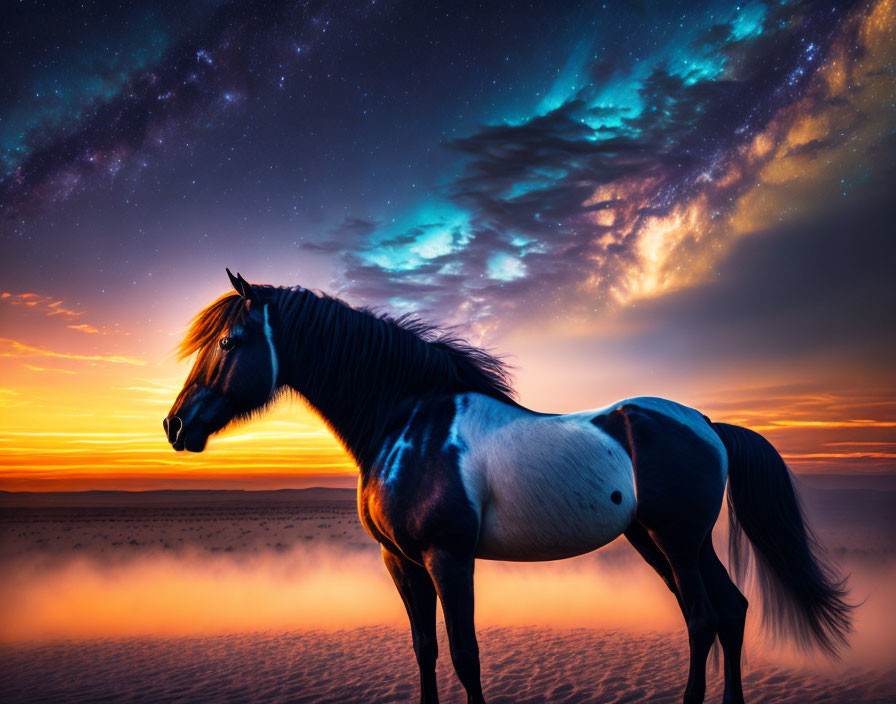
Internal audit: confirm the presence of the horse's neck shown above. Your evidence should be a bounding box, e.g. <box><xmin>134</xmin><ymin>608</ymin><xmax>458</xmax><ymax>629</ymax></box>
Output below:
<box><xmin>275</xmin><ymin>290</ymin><xmax>406</xmax><ymax>466</ymax></box>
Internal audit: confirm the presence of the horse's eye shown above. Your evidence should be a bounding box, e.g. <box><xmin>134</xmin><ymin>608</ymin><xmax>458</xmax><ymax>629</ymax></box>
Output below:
<box><xmin>219</xmin><ymin>336</ymin><xmax>238</xmax><ymax>351</ymax></box>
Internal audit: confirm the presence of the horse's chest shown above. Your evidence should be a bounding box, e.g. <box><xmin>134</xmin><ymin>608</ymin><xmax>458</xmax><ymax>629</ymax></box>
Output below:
<box><xmin>460</xmin><ymin>417</ymin><xmax>636</xmax><ymax>561</ymax></box>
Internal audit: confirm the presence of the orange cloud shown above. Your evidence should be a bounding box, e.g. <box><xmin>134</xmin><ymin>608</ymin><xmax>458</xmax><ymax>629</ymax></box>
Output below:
<box><xmin>0</xmin><ymin>292</ymin><xmax>84</xmax><ymax>318</ymax></box>
<box><xmin>824</xmin><ymin>442</ymin><xmax>896</xmax><ymax>447</ymax></box>
<box><xmin>0</xmin><ymin>338</ymin><xmax>145</xmax><ymax>366</ymax></box>
<box><xmin>0</xmin><ymin>388</ymin><xmax>25</xmax><ymax>408</ymax></box>
<box><xmin>782</xmin><ymin>452</ymin><xmax>896</xmax><ymax>460</ymax></box>
<box><xmin>750</xmin><ymin>420</ymin><xmax>896</xmax><ymax>431</ymax></box>
<box><xmin>694</xmin><ymin>383</ymin><xmax>896</xmax><ymax>475</ymax></box>
<box><xmin>67</xmin><ymin>323</ymin><xmax>102</xmax><ymax>334</ymax></box>
<box><xmin>24</xmin><ymin>364</ymin><xmax>78</xmax><ymax>375</ymax></box>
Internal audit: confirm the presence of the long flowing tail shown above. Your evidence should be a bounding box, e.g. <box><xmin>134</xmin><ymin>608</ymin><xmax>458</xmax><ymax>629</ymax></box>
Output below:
<box><xmin>710</xmin><ymin>421</ymin><xmax>853</xmax><ymax>655</ymax></box>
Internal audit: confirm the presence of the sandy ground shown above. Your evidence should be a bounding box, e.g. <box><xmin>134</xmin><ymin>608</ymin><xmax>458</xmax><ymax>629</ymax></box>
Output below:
<box><xmin>1</xmin><ymin>477</ymin><xmax>894</xmax><ymax>703</ymax></box>
<box><xmin>3</xmin><ymin>627</ymin><xmax>895</xmax><ymax>704</ymax></box>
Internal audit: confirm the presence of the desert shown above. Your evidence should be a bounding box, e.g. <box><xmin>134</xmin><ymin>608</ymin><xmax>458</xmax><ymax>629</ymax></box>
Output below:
<box><xmin>1</xmin><ymin>475</ymin><xmax>894</xmax><ymax>703</ymax></box>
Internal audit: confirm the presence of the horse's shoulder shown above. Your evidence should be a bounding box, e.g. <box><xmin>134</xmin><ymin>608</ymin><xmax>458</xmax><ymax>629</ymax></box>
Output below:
<box><xmin>360</xmin><ymin>393</ymin><xmax>480</xmax><ymax>560</ymax></box>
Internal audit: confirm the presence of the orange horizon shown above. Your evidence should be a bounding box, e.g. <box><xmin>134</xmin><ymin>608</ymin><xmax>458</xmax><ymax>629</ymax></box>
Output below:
<box><xmin>2</xmin><ymin>344</ymin><xmax>894</xmax><ymax>492</ymax></box>
<box><xmin>3</xmin><ymin>291</ymin><xmax>895</xmax><ymax>492</ymax></box>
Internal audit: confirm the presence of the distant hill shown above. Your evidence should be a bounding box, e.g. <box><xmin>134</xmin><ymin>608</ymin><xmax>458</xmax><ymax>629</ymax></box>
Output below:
<box><xmin>0</xmin><ymin>487</ymin><xmax>357</xmax><ymax>508</ymax></box>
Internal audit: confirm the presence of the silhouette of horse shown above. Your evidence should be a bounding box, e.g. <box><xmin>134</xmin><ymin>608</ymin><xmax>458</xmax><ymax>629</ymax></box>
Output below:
<box><xmin>164</xmin><ymin>270</ymin><xmax>853</xmax><ymax>704</ymax></box>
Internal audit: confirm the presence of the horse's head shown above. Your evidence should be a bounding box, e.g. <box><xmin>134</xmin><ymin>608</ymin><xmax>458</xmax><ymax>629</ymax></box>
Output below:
<box><xmin>164</xmin><ymin>269</ymin><xmax>280</xmax><ymax>452</ymax></box>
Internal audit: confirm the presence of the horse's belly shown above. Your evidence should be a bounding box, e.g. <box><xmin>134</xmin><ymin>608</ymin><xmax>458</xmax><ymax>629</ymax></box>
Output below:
<box><xmin>468</xmin><ymin>419</ymin><xmax>636</xmax><ymax>562</ymax></box>
<box><xmin>476</xmin><ymin>500</ymin><xmax>634</xmax><ymax>561</ymax></box>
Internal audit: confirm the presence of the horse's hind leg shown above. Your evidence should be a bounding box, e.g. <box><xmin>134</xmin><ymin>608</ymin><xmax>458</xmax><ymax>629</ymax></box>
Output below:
<box><xmin>423</xmin><ymin>548</ymin><xmax>486</xmax><ymax>704</ymax></box>
<box><xmin>595</xmin><ymin>404</ymin><xmax>726</xmax><ymax>703</ymax></box>
<box><xmin>382</xmin><ymin>547</ymin><xmax>440</xmax><ymax>704</ymax></box>
<box><xmin>625</xmin><ymin>522</ymin><xmax>684</xmax><ymax>613</ymax></box>
<box><xmin>650</xmin><ymin>530</ymin><xmax>720</xmax><ymax>704</ymax></box>
<box><xmin>700</xmin><ymin>539</ymin><xmax>747</xmax><ymax>704</ymax></box>
<box><xmin>629</xmin><ymin>523</ymin><xmax>730</xmax><ymax>703</ymax></box>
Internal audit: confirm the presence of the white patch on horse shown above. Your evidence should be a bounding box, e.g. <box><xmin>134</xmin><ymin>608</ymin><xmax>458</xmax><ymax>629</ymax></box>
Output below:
<box><xmin>443</xmin><ymin>399</ymin><xmax>466</xmax><ymax>452</ymax></box>
<box><xmin>262</xmin><ymin>304</ymin><xmax>278</xmax><ymax>396</ymax></box>
<box><xmin>383</xmin><ymin>434</ymin><xmax>414</xmax><ymax>486</ymax></box>
<box><xmin>449</xmin><ymin>394</ymin><xmax>637</xmax><ymax>562</ymax></box>
<box><xmin>381</xmin><ymin>402</ymin><xmax>420</xmax><ymax>486</ymax></box>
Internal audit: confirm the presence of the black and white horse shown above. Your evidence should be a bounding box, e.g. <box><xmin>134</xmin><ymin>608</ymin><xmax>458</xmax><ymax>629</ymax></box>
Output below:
<box><xmin>164</xmin><ymin>270</ymin><xmax>852</xmax><ymax>704</ymax></box>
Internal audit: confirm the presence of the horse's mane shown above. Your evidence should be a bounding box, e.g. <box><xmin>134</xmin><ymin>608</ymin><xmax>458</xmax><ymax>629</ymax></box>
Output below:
<box><xmin>177</xmin><ymin>286</ymin><xmax>517</xmax><ymax>458</ymax></box>
<box><xmin>376</xmin><ymin>313</ymin><xmax>516</xmax><ymax>401</ymax></box>
<box><xmin>273</xmin><ymin>285</ymin><xmax>517</xmax><ymax>406</ymax></box>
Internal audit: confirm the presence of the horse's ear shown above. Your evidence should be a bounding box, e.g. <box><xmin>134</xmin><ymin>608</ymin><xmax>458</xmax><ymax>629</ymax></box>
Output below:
<box><xmin>237</xmin><ymin>273</ymin><xmax>259</xmax><ymax>302</ymax></box>
<box><xmin>226</xmin><ymin>268</ymin><xmax>257</xmax><ymax>301</ymax></box>
<box><xmin>226</xmin><ymin>268</ymin><xmax>242</xmax><ymax>294</ymax></box>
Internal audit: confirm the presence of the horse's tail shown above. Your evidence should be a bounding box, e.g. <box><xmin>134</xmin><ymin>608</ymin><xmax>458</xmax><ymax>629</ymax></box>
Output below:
<box><xmin>710</xmin><ymin>421</ymin><xmax>853</xmax><ymax>655</ymax></box>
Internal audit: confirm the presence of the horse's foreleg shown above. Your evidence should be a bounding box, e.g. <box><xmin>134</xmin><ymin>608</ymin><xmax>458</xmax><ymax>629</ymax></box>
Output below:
<box><xmin>382</xmin><ymin>547</ymin><xmax>440</xmax><ymax>704</ymax></box>
<box><xmin>423</xmin><ymin>549</ymin><xmax>486</xmax><ymax>704</ymax></box>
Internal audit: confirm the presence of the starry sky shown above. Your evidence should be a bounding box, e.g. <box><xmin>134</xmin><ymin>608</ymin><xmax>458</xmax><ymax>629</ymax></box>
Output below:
<box><xmin>1</xmin><ymin>0</ymin><xmax>894</xmax><ymax>490</ymax></box>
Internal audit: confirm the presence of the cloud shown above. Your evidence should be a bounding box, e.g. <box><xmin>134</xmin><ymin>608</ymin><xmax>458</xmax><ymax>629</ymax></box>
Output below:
<box><xmin>24</xmin><ymin>364</ymin><xmax>78</xmax><ymax>375</ymax></box>
<box><xmin>324</xmin><ymin>0</ymin><xmax>888</xmax><ymax>335</ymax></box>
<box><xmin>0</xmin><ymin>388</ymin><xmax>25</xmax><ymax>408</ymax></box>
<box><xmin>612</xmin><ymin>194</ymin><xmax>896</xmax><ymax>373</ymax></box>
<box><xmin>0</xmin><ymin>338</ymin><xmax>145</xmax><ymax>366</ymax></box>
<box><xmin>303</xmin><ymin>217</ymin><xmax>380</xmax><ymax>253</ymax></box>
<box><xmin>1</xmin><ymin>291</ymin><xmax>113</xmax><ymax>337</ymax></box>
<box><xmin>1</xmin><ymin>292</ymin><xmax>84</xmax><ymax>318</ymax></box>
<box><xmin>67</xmin><ymin>323</ymin><xmax>102</xmax><ymax>335</ymax></box>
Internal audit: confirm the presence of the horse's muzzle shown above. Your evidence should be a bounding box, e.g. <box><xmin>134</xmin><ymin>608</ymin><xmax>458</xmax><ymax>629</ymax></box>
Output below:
<box><xmin>163</xmin><ymin>413</ymin><xmax>211</xmax><ymax>452</ymax></box>
<box><xmin>164</xmin><ymin>386</ymin><xmax>229</xmax><ymax>452</ymax></box>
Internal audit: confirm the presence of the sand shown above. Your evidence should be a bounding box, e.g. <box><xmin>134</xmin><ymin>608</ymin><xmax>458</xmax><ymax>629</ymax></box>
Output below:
<box><xmin>3</xmin><ymin>627</ymin><xmax>895</xmax><ymax>704</ymax></box>
<box><xmin>1</xmin><ymin>477</ymin><xmax>894</xmax><ymax>703</ymax></box>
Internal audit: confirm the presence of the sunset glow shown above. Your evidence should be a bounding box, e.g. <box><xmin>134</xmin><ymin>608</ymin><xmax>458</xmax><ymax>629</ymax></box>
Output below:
<box><xmin>1</xmin><ymin>290</ymin><xmax>893</xmax><ymax>489</ymax></box>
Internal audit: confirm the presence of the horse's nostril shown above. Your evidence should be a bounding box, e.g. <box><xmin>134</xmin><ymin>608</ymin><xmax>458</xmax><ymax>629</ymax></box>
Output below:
<box><xmin>165</xmin><ymin>416</ymin><xmax>183</xmax><ymax>444</ymax></box>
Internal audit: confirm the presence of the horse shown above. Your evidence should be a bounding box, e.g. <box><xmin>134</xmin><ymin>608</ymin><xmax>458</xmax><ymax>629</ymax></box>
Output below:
<box><xmin>163</xmin><ymin>269</ymin><xmax>853</xmax><ymax>704</ymax></box>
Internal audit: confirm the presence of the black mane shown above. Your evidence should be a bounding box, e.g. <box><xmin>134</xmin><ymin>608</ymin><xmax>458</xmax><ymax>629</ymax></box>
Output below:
<box><xmin>269</xmin><ymin>286</ymin><xmax>517</xmax><ymax>465</ymax></box>
<box><xmin>181</xmin><ymin>284</ymin><xmax>518</xmax><ymax>466</ymax></box>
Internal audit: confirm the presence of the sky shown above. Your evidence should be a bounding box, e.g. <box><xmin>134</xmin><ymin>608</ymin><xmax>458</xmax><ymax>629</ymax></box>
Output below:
<box><xmin>1</xmin><ymin>0</ymin><xmax>894</xmax><ymax>490</ymax></box>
